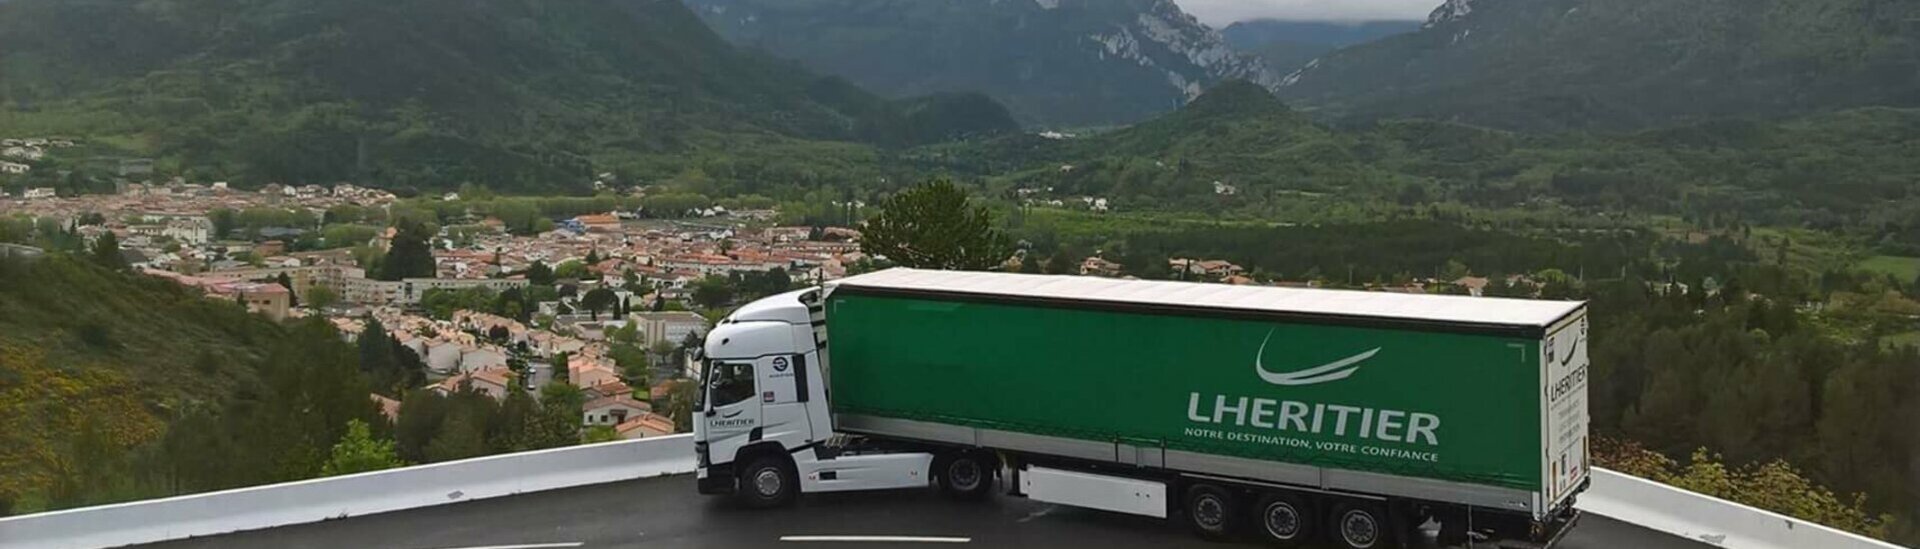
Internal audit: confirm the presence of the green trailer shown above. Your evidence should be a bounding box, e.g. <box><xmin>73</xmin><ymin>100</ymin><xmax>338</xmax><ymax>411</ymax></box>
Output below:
<box><xmin>695</xmin><ymin>269</ymin><xmax>1588</xmax><ymax>548</ymax></box>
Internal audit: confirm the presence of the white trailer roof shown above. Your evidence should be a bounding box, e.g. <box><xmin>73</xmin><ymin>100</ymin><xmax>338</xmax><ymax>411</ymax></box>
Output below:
<box><xmin>832</xmin><ymin>268</ymin><xmax>1584</xmax><ymax>331</ymax></box>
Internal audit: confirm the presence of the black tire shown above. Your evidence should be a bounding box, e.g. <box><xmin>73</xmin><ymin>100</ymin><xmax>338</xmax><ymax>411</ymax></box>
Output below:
<box><xmin>1253</xmin><ymin>493</ymin><xmax>1314</xmax><ymax>547</ymax></box>
<box><xmin>1184</xmin><ymin>483</ymin><xmax>1239</xmax><ymax>541</ymax></box>
<box><xmin>1330</xmin><ymin>502</ymin><xmax>1387</xmax><ymax>549</ymax></box>
<box><xmin>937</xmin><ymin>451</ymin><xmax>995</xmax><ymax>501</ymax></box>
<box><xmin>736</xmin><ymin>454</ymin><xmax>797</xmax><ymax>509</ymax></box>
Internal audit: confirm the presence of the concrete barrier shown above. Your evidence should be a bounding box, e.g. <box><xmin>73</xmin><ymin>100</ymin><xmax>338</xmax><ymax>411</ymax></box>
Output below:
<box><xmin>6</xmin><ymin>444</ymin><xmax>1903</xmax><ymax>549</ymax></box>
<box><xmin>1579</xmin><ymin>467</ymin><xmax>1905</xmax><ymax>549</ymax></box>
<box><xmin>0</xmin><ymin>435</ymin><xmax>695</xmax><ymax>549</ymax></box>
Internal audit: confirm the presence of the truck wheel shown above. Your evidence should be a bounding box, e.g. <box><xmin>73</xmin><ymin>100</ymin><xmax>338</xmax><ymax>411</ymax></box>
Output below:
<box><xmin>1184</xmin><ymin>484</ymin><xmax>1239</xmax><ymax>541</ymax></box>
<box><xmin>737</xmin><ymin>455</ymin><xmax>797</xmax><ymax>509</ymax></box>
<box><xmin>1254</xmin><ymin>493</ymin><xmax>1314</xmax><ymax>547</ymax></box>
<box><xmin>937</xmin><ymin>451</ymin><xmax>994</xmax><ymax>501</ymax></box>
<box><xmin>1331</xmin><ymin>502</ymin><xmax>1385</xmax><ymax>549</ymax></box>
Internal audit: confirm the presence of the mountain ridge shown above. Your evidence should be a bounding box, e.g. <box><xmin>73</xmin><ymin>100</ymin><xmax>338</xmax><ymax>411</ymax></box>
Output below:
<box><xmin>1274</xmin><ymin>0</ymin><xmax>1920</xmax><ymax>131</ymax></box>
<box><xmin>684</xmin><ymin>0</ymin><xmax>1279</xmax><ymax>127</ymax></box>
<box><xmin>1219</xmin><ymin>19</ymin><xmax>1421</xmax><ymax>72</ymax></box>
<box><xmin>0</xmin><ymin>0</ymin><xmax>1016</xmax><ymax>190</ymax></box>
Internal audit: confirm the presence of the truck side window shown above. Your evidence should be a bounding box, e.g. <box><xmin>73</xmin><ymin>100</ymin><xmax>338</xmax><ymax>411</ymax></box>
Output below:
<box><xmin>710</xmin><ymin>361</ymin><xmax>756</xmax><ymax>407</ymax></box>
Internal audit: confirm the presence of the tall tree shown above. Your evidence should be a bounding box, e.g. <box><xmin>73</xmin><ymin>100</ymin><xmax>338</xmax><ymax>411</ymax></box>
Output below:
<box><xmin>424</xmin><ymin>411</ymin><xmax>487</xmax><ymax>463</ymax></box>
<box><xmin>358</xmin><ymin>318</ymin><xmax>398</xmax><ymax>389</ymax></box>
<box><xmin>581</xmin><ymin>288</ymin><xmax>617</xmax><ymax>321</ymax></box>
<box><xmin>394</xmin><ymin>390</ymin><xmax>449</xmax><ymax>464</ymax></box>
<box><xmin>525</xmin><ymin>261</ymin><xmax>555</xmax><ymax>286</ymax></box>
<box><xmin>275</xmin><ymin>273</ymin><xmax>299</xmax><ymax>307</ymax></box>
<box><xmin>690</xmin><ymin>276</ymin><xmax>734</xmax><ymax>309</ymax></box>
<box><xmin>90</xmin><ymin>232</ymin><xmax>126</xmax><ymax>271</ymax></box>
<box><xmin>859</xmin><ymin>179</ymin><xmax>1011</xmax><ymax>271</ymax></box>
<box><xmin>209</xmin><ymin>209</ymin><xmax>237</xmax><ymax>240</ymax></box>
<box><xmin>552</xmin><ymin>352</ymin><xmax>571</xmax><ymax>384</ymax></box>
<box><xmin>378</xmin><ymin>221</ymin><xmax>436</xmax><ymax>281</ymax></box>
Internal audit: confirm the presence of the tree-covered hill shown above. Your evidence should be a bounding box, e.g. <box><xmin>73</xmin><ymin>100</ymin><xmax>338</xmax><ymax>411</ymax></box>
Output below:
<box><xmin>927</xmin><ymin>82</ymin><xmax>1920</xmax><ymax>251</ymax></box>
<box><xmin>0</xmin><ymin>0</ymin><xmax>1016</xmax><ymax>191</ymax></box>
<box><xmin>1274</xmin><ymin>0</ymin><xmax>1920</xmax><ymax>131</ymax></box>
<box><xmin>0</xmin><ymin>253</ymin><xmax>391</xmax><ymax>512</ymax></box>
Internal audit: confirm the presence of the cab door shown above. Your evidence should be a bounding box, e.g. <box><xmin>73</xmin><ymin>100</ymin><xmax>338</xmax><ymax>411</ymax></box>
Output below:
<box><xmin>704</xmin><ymin>360</ymin><xmax>762</xmax><ymax>462</ymax></box>
<box><xmin>756</xmin><ymin>354</ymin><xmax>815</xmax><ymax>447</ymax></box>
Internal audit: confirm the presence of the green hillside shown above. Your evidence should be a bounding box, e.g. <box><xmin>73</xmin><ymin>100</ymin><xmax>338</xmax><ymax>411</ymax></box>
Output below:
<box><xmin>929</xmin><ymin>82</ymin><xmax>1920</xmax><ymax>252</ymax></box>
<box><xmin>1275</xmin><ymin>0</ymin><xmax>1920</xmax><ymax>131</ymax></box>
<box><xmin>0</xmin><ymin>0</ymin><xmax>1015</xmax><ymax>191</ymax></box>
<box><xmin>0</xmin><ymin>253</ymin><xmax>350</xmax><ymax>511</ymax></box>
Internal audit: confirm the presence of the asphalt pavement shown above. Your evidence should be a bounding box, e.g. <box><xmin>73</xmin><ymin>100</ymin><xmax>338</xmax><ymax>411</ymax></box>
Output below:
<box><xmin>141</xmin><ymin>475</ymin><xmax>1709</xmax><ymax>549</ymax></box>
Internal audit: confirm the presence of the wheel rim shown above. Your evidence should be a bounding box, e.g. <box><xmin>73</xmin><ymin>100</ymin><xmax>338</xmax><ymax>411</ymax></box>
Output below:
<box><xmin>753</xmin><ymin>467</ymin><xmax>784</xmax><ymax>497</ymax></box>
<box><xmin>1194</xmin><ymin>494</ymin><xmax>1226</xmax><ymax>530</ymax></box>
<box><xmin>949</xmin><ymin>459</ymin><xmax>983</xmax><ymax>491</ymax></box>
<box><xmin>1341</xmin><ymin>509</ymin><xmax>1379</xmax><ymax>548</ymax></box>
<box><xmin>1264</xmin><ymin>501</ymin><xmax>1302</xmax><ymax>540</ymax></box>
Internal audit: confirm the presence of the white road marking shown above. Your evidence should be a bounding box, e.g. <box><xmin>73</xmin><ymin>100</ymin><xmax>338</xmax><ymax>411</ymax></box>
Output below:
<box><xmin>431</xmin><ymin>543</ymin><xmax>585</xmax><ymax>549</ymax></box>
<box><xmin>780</xmin><ymin>535</ymin><xmax>972</xmax><ymax>543</ymax></box>
<box><xmin>1017</xmin><ymin>505</ymin><xmax>1057</xmax><ymax>523</ymax></box>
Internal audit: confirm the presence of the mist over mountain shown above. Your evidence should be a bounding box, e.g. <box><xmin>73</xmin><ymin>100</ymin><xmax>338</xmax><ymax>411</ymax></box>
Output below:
<box><xmin>1221</xmin><ymin>19</ymin><xmax>1421</xmax><ymax>72</ymax></box>
<box><xmin>685</xmin><ymin>0</ymin><xmax>1280</xmax><ymax>128</ymax></box>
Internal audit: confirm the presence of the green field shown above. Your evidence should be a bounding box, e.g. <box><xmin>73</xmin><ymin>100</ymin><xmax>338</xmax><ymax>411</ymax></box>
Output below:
<box><xmin>1860</xmin><ymin>256</ymin><xmax>1920</xmax><ymax>281</ymax></box>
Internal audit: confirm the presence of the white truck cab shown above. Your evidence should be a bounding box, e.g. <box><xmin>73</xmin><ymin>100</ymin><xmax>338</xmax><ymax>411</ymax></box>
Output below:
<box><xmin>694</xmin><ymin>288</ymin><xmax>976</xmax><ymax>507</ymax></box>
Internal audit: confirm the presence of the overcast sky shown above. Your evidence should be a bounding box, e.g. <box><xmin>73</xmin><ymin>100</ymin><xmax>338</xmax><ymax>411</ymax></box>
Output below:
<box><xmin>1176</xmin><ymin>0</ymin><xmax>1437</xmax><ymax>25</ymax></box>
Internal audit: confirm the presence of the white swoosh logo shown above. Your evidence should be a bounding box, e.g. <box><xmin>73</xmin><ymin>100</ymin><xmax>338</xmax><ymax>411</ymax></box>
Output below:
<box><xmin>1255</xmin><ymin>329</ymin><xmax>1380</xmax><ymax>386</ymax></box>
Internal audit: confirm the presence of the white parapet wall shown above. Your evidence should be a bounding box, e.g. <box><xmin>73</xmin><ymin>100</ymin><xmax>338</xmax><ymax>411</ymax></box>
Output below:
<box><xmin>3</xmin><ymin>443</ymin><xmax>1904</xmax><ymax>549</ymax></box>
<box><xmin>0</xmin><ymin>435</ymin><xmax>695</xmax><ymax>549</ymax></box>
<box><xmin>1580</xmin><ymin>468</ymin><xmax>1905</xmax><ymax>549</ymax></box>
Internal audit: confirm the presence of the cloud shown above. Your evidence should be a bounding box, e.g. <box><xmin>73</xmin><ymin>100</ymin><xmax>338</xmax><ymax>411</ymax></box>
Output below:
<box><xmin>1176</xmin><ymin>0</ymin><xmax>1438</xmax><ymax>25</ymax></box>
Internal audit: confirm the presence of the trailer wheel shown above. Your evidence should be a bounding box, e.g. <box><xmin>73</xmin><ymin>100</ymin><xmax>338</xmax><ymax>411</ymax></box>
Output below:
<box><xmin>737</xmin><ymin>454</ymin><xmax>797</xmax><ymax>509</ymax></box>
<box><xmin>1253</xmin><ymin>493</ymin><xmax>1314</xmax><ymax>547</ymax></box>
<box><xmin>936</xmin><ymin>451</ymin><xmax>995</xmax><ymax>501</ymax></box>
<box><xmin>1184</xmin><ymin>483</ymin><xmax>1239</xmax><ymax>541</ymax></box>
<box><xmin>1331</xmin><ymin>502</ymin><xmax>1386</xmax><ymax>549</ymax></box>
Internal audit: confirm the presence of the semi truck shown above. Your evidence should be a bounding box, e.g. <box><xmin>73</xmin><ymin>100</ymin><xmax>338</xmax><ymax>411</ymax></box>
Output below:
<box><xmin>693</xmin><ymin>268</ymin><xmax>1589</xmax><ymax>548</ymax></box>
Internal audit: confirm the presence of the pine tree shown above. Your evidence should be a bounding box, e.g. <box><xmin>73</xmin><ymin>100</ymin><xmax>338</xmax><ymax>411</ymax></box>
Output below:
<box><xmin>494</xmin><ymin>388</ymin><xmax>538</xmax><ymax>452</ymax></box>
<box><xmin>378</xmin><ymin>221</ymin><xmax>436</xmax><ymax>281</ymax></box>
<box><xmin>321</xmin><ymin>419</ymin><xmax>403</xmax><ymax>476</ymax></box>
<box><xmin>859</xmin><ymin>179</ymin><xmax>1011</xmax><ymax>271</ymax></box>
<box><xmin>91</xmin><ymin>231</ymin><xmax>126</xmax><ymax>271</ymax></box>
<box><xmin>551</xmin><ymin>352</ymin><xmax>570</xmax><ymax>384</ymax></box>
<box><xmin>425</xmin><ymin>411</ymin><xmax>487</xmax><ymax>462</ymax></box>
<box><xmin>1621</xmin><ymin>330</ymin><xmax>1699</xmax><ymax>455</ymax></box>
<box><xmin>394</xmin><ymin>390</ymin><xmax>449</xmax><ymax>463</ymax></box>
<box><xmin>1817</xmin><ymin>362</ymin><xmax>1899</xmax><ymax>497</ymax></box>
<box><xmin>582</xmin><ymin>288</ymin><xmax>616</xmax><ymax>320</ymax></box>
<box><xmin>358</xmin><ymin>318</ymin><xmax>397</xmax><ymax>387</ymax></box>
<box><xmin>276</xmin><ymin>272</ymin><xmax>299</xmax><ymax>307</ymax></box>
<box><xmin>526</xmin><ymin>261</ymin><xmax>555</xmax><ymax>286</ymax></box>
